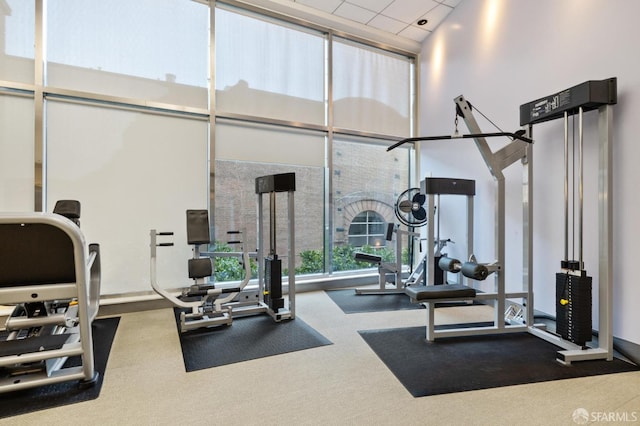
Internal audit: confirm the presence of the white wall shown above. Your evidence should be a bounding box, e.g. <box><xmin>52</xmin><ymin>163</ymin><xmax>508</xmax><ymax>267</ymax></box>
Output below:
<box><xmin>420</xmin><ymin>0</ymin><xmax>640</xmax><ymax>345</ymax></box>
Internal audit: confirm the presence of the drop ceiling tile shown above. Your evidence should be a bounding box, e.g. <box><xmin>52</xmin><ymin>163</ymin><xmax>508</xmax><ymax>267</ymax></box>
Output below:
<box><xmin>368</xmin><ymin>14</ymin><xmax>407</xmax><ymax>34</ymax></box>
<box><xmin>275</xmin><ymin>0</ymin><xmax>462</xmax><ymax>43</ymax></box>
<box><xmin>398</xmin><ymin>25</ymin><xmax>430</xmax><ymax>42</ymax></box>
<box><xmin>381</xmin><ymin>0</ymin><xmax>440</xmax><ymax>24</ymax></box>
<box><xmin>347</xmin><ymin>0</ymin><xmax>395</xmax><ymax>14</ymax></box>
<box><xmin>334</xmin><ymin>2</ymin><xmax>377</xmax><ymax>24</ymax></box>
<box><xmin>295</xmin><ymin>0</ymin><xmax>343</xmax><ymax>14</ymax></box>
<box><xmin>416</xmin><ymin>4</ymin><xmax>454</xmax><ymax>31</ymax></box>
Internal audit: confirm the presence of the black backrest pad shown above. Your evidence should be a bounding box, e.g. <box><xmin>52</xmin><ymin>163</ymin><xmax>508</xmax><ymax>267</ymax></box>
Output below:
<box><xmin>0</xmin><ymin>223</ymin><xmax>76</xmax><ymax>286</ymax></box>
<box><xmin>186</xmin><ymin>210</ymin><xmax>210</xmax><ymax>245</ymax></box>
<box><xmin>188</xmin><ymin>258</ymin><xmax>213</xmax><ymax>279</ymax></box>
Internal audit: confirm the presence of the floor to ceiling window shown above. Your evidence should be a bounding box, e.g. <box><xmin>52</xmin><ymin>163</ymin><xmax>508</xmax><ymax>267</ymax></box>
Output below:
<box><xmin>0</xmin><ymin>0</ymin><xmax>416</xmax><ymax>294</ymax></box>
<box><xmin>214</xmin><ymin>4</ymin><xmax>415</xmax><ymax>280</ymax></box>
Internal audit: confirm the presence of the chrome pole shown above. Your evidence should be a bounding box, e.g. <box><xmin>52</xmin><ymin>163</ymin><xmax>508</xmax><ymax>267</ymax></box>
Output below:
<box><xmin>563</xmin><ymin>111</ymin><xmax>569</xmax><ymax>263</ymax></box>
<box><xmin>579</xmin><ymin>107</ymin><xmax>584</xmax><ymax>269</ymax></box>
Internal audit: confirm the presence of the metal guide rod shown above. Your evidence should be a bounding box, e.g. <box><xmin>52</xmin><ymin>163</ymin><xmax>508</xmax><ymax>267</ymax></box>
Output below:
<box><xmin>579</xmin><ymin>107</ymin><xmax>584</xmax><ymax>268</ymax></box>
<box><xmin>288</xmin><ymin>190</ymin><xmax>296</xmax><ymax>317</ymax></box>
<box><xmin>270</xmin><ymin>191</ymin><xmax>276</xmax><ymax>256</ymax></box>
<box><xmin>257</xmin><ymin>193</ymin><xmax>264</xmax><ymax>284</ymax></box>
<box><xmin>436</xmin><ymin>193</ymin><xmax>441</xmax><ymax>252</ymax></box>
<box><xmin>563</xmin><ymin>106</ymin><xmax>585</xmax><ymax>269</ymax></box>
<box><xmin>564</xmin><ymin>111</ymin><xmax>569</xmax><ymax>262</ymax></box>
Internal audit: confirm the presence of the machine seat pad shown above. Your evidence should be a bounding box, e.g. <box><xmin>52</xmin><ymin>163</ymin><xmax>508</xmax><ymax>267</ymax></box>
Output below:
<box><xmin>405</xmin><ymin>284</ymin><xmax>476</xmax><ymax>301</ymax></box>
<box><xmin>354</xmin><ymin>252</ymin><xmax>382</xmax><ymax>264</ymax></box>
<box><xmin>188</xmin><ymin>258</ymin><xmax>213</xmax><ymax>279</ymax></box>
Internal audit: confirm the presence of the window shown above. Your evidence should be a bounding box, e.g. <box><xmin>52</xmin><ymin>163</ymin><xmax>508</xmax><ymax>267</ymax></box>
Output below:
<box><xmin>1</xmin><ymin>1</ymin><xmax>416</xmax><ymax>294</ymax></box>
<box><xmin>0</xmin><ymin>0</ymin><xmax>35</xmax><ymax>83</ymax></box>
<box><xmin>332</xmin><ymin>135</ymin><xmax>411</xmax><ymax>268</ymax></box>
<box><xmin>333</xmin><ymin>38</ymin><xmax>412</xmax><ymax>136</ymax></box>
<box><xmin>46</xmin><ymin>0</ymin><xmax>208</xmax><ymax>108</ymax></box>
<box><xmin>215</xmin><ymin>6</ymin><xmax>416</xmax><ymax>279</ymax></box>
<box><xmin>0</xmin><ymin>95</ymin><xmax>34</xmax><ymax>211</ymax></box>
<box><xmin>214</xmin><ymin>119</ymin><xmax>325</xmax><ymax>281</ymax></box>
<box><xmin>46</xmin><ymin>101</ymin><xmax>208</xmax><ymax>294</ymax></box>
<box><xmin>348</xmin><ymin>211</ymin><xmax>386</xmax><ymax>249</ymax></box>
<box><xmin>215</xmin><ymin>7</ymin><xmax>325</xmax><ymax>124</ymax></box>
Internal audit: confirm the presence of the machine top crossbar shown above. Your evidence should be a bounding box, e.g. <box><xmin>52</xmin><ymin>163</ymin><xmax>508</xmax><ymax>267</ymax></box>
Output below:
<box><xmin>422</xmin><ymin>177</ymin><xmax>475</xmax><ymax>196</ymax></box>
<box><xmin>519</xmin><ymin>77</ymin><xmax>617</xmax><ymax>126</ymax></box>
<box><xmin>255</xmin><ymin>172</ymin><xmax>296</xmax><ymax>193</ymax></box>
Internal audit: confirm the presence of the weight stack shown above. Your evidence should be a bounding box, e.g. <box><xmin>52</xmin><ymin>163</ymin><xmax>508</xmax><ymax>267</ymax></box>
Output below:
<box><xmin>264</xmin><ymin>256</ymin><xmax>284</xmax><ymax>312</ymax></box>
<box><xmin>556</xmin><ymin>272</ymin><xmax>592</xmax><ymax>346</ymax></box>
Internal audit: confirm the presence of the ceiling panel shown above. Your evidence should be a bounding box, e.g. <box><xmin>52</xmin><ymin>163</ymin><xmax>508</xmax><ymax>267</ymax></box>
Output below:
<box><xmin>334</xmin><ymin>2</ymin><xmax>377</xmax><ymax>24</ymax></box>
<box><xmin>347</xmin><ymin>0</ymin><xmax>394</xmax><ymax>13</ymax></box>
<box><xmin>381</xmin><ymin>0</ymin><xmax>439</xmax><ymax>23</ymax></box>
<box><xmin>288</xmin><ymin>0</ymin><xmax>459</xmax><ymax>42</ymax></box>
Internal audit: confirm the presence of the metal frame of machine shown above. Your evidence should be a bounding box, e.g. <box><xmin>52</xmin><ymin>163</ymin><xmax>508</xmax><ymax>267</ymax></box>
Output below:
<box><xmin>0</xmin><ymin>212</ymin><xmax>101</xmax><ymax>393</ymax></box>
<box><xmin>150</xmin><ymin>172</ymin><xmax>296</xmax><ymax>332</ymax></box>
<box><xmin>396</xmin><ymin>78</ymin><xmax>616</xmax><ymax>365</ymax></box>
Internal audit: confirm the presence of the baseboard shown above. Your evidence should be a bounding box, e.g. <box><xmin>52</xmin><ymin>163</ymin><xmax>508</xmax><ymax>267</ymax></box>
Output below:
<box><xmin>613</xmin><ymin>337</ymin><xmax>640</xmax><ymax>366</ymax></box>
<box><xmin>95</xmin><ymin>274</ymin><xmax>379</xmax><ymax>317</ymax></box>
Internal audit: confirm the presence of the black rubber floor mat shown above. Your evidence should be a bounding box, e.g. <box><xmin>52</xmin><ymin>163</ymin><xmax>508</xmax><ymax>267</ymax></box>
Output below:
<box><xmin>0</xmin><ymin>317</ymin><xmax>120</xmax><ymax>418</ymax></box>
<box><xmin>325</xmin><ymin>289</ymin><xmax>421</xmax><ymax>314</ymax></box>
<box><xmin>176</xmin><ymin>311</ymin><xmax>332</xmax><ymax>372</ymax></box>
<box><xmin>359</xmin><ymin>326</ymin><xmax>638</xmax><ymax>397</ymax></box>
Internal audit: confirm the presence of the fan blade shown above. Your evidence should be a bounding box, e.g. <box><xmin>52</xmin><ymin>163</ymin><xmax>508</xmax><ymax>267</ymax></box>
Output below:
<box><xmin>398</xmin><ymin>200</ymin><xmax>413</xmax><ymax>213</ymax></box>
<box><xmin>412</xmin><ymin>207</ymin><xmax>427</xmax><ymax>221</ymax></box>
<box><xmin>412</xmin><ymin>193</ymin><xmax>426</xmax><ymax>205</ymax></box>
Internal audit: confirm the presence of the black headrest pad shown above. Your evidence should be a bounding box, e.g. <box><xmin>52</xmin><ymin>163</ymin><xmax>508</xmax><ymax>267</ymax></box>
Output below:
<box><xmin>54</xmin><ymin>200</ymin><xmax>81</xmax><ymax>219</ymax></box>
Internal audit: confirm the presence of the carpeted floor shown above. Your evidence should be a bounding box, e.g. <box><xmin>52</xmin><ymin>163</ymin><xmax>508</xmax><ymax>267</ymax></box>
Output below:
<box><xmin>175</xmin><ymin>311</ymin><xmax>332</xmax><ymax>371</ymax></box>
<box><xmin>359</xmin><ymin>326</ymin><xmax>639</xmax><ymax>397</ymax></box>
<box><xmin>0</xmin><ymin>317</ymin><xmax>120</xmax><ymax>418</ymax></box>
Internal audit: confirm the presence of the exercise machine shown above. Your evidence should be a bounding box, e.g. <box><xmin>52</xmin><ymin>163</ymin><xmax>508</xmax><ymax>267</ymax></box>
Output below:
<box><xmin>354</xmin><ymin>187</ymin><xmax>452</xmax><ymax>295</ymax></box>
<box><xmin>254</xmin><ymin>172</ymin><xmax>296</xmax><ymax>320</ymax></box>
<box><xmin>391</xmin><ymin>78</ymin><xmax>617</xmax><ymax>365</ymax></box>
<box><xmin>150</xmin><ymin>172</ymin><xmax>296</xmax><ymax>332</ymax></box>
<box><xmin>399</xmin><ymin>98</ymin><xmax>535</xmax><ymax>340</ymax></box>
<box><xmin>404</xmin><ymin>177</ymin><xmax>509</xmax><ymax>341</ymax></box>
<box><xmin>354</xmin><ymin>222</ymin><xmax>423</xmax><ymax>295</ymax></box>
<box><xmin>395</xmin><ymin>187</ymin><xmax>454</xmax><ymax>287</ymax></box>
<box><xmin>0</xmin><ymin>201</ymin><xmax>101</xmax><ymax>393</ymax></box>
<box><xmin>150</xmin><ymin>210</ymin><xmax>247</xmax><ymax>332</ymax></box>
<box><xmin>521</xmin><ymin>78</ymin><xmax>616</xmax><ymax>364</ymax></box>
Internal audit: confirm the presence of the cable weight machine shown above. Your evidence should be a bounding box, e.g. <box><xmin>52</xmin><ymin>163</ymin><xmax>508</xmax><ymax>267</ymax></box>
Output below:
<box><xmin>255</xmin><ymin>172</ymin><xmax>296</xmax><ymax>321</ymax></box>
<box><xmin>521</xmin><ymin>78</ymin><xmax>617</xmax><ymax>363</ymax></box>
<box><xmin>149</xmin><ymin>173</ymin><xmax>296</xmax><ymax>332</ymax></box>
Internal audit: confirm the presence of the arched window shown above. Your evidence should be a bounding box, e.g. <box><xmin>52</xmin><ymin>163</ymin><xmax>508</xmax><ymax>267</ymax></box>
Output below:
<box><xmin>348</xmin><ymin>210</ymin><xmax>386</xmax><ymax>249</ymax></box>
